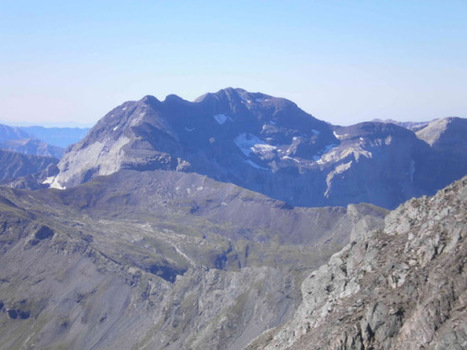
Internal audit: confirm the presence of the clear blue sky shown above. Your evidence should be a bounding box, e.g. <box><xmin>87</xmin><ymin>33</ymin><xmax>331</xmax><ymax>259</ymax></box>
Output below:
<box><xmin>1</xmin><ymin>1</ymin><xmax>466</xmax><ymax>126</ymax></box>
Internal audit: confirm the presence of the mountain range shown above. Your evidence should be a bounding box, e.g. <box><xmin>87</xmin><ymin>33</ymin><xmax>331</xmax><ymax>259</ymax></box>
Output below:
<box><xmin>17</xmin><ymin>126</ymin><xmax>90</xmax><ymax>149</ymax></box>
<box><xmin>0</xmin><ymin>124</ymin><xmax>64</xmax><ymax>159</ymax></box>
<box><xmin>45</xmin><ymin>88</ymin><xmax>467</xmax><ymax>209</ymax></box>
<box><xmin>0</xmin><ymin>88</ymin><xmax>466</xmax><ymax>349</ymax></box>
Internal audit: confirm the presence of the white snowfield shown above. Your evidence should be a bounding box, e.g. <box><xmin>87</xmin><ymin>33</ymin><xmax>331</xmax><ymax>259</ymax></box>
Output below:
<box><xmin>234</xmin><ymin>133</ymin><xmax>277</xmax><ymax>157</ymax></box>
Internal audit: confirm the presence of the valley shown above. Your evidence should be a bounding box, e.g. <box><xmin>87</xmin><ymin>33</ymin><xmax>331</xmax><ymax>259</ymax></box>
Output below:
<box><xmin>0</xmin><ymin>88</ymin><xmax>465</xmax><ymax>349</ymax></box>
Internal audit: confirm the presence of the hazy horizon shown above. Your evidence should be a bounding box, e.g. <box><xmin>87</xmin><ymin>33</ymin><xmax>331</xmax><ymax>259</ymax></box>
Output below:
<box><xmin>0</xmin><ymin>89</ymin><xmax>464</xmax><ymax>129</ymax></box>
<box><xmin>1</xmin><ymin>1</ymin><xmax>466</xmax><ymax>126</ymax></box>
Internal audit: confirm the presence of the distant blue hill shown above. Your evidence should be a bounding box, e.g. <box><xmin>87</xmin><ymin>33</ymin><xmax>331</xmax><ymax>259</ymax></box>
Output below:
<box><xmin>18</xmin><ymin>126</ymin><xmax>90</xmax><ymax>148</ymax></box>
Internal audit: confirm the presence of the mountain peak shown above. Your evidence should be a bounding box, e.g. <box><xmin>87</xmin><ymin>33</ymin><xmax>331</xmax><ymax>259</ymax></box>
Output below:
<box><xmin>47</xmin><ymin>88</ymin><xmax>336</xmax><ymax>193</ymax></box>
<box><xmin>42</xmin><ymin>90</ymin><xmax>467</xmax><ymax>210</ymax></box>
<box><xmin>140</xmin><ymin>95</ymin><xmax>161</xmax><ymax>106</ymax></box>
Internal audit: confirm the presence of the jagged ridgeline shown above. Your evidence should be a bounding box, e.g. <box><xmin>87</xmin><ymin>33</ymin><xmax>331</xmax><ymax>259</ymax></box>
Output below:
<box><xmin>0</xmin><ymin>89</ymin><xmax>466</xmax><ymax>349</ymax></box>
<box><xmin>43</xmin><ymin>88</ymin><xmax>467</xmax><ymax>209</ymax></box>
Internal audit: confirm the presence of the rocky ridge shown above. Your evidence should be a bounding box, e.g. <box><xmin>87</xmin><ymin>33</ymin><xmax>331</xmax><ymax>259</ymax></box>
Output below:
<box><xmin>0</xmin><ymin>169</ymin><xmax>386</xmax><ymax>350</ymax></box>
<box><xmin>45</xmin><ymin>88</ymin><xmax>467</xmax><ymax>209</ymax></box>
<box><xmin>249</xmin><ymin>176</ymin><xmax>466</xmax><ymax>350</ymax></box>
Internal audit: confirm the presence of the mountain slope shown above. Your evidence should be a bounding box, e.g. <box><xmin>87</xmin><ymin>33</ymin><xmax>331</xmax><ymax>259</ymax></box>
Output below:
<box><xmin>250</xmin><ymin>176</ymin><xmax>466</xmax><ymax>350</ymax></box>
<box><xmin>46</xmin><ymin>88</ymin><xmax>467</xmax><ymax>209</ymax></box>
<box><xmin>415</xmin><ymin>117</ymin><xmax>467</xmax><ymax>191</ymax></box>
<box><xmin>0</xmin><ymin>149</ymin><xmax>58</xmax><ymax>183</ymax></box>
<box><xmin>0</xmin><ymin>169</ymin><xmax>386</xmax><ymax>350</ymax></box>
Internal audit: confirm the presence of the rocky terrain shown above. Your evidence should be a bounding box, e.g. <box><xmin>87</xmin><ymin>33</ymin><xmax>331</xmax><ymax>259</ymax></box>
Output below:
<box><xmin>0</xmin><ymin>149</ymin><xmax>57</xmax><ymax>183</ymax></box>
<box><xmin>249</xmin><ymin>176</ymin><xmax>466</xmax><ymax>350</ymax></box>
<box><xmin>0</xmin><ymin>169</ymin><xmax>386</xmax><ymax>350</ymax></box>
<box><xmin>0</xmin><ymin>88</ymin><xmax>466</xmax><ymax>349</ymax></box>
<box><xmin>45</xmin><ymin>88</ymin><xmax>467</xmax><ymax>209</ymax></box>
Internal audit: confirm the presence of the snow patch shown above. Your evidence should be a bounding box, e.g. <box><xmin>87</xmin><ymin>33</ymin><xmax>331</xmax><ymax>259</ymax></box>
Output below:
<box><xmin>239</xmin><ymin>95</ymin><xmax>252</xmax><ymax>104</ymax></box>
<box><xmin>234</xmin><ymin>133</ymin><xmax>276</xmax><ymax>157</ymax></box>
<box><xmin>335</xmin><ymin>161</ymin><xmax>353</xmax><ymax>174</ymax></box>
<box><xmin>214</xmin><ymin>114</ymin><xmax>229</xmax><ymax>125</ymax></box>
<box><xmin>333</xmin><ymin>131</ymin><xmax>349</xmax><ymax>140</ymax></box>
<box><xmin>253</xmin><ymin>143</ymin><xmax>277</xmax><ymax>152</ymax></box>
<box><xmin>270</xmin><ymin>120</ymin><xmax>276</xmax><ymax>125</ymax></box>
<box><xmin>122</xmin><ymin>107</ymin><xmax>127</xmax><ymax>111</ymax></box>
<box><xmin>50</xmin><ymin>182</ymin><xmax>66</xmax><ymax>190</ymax></box>
<box><xmin>282</xmin><ymin>156</ymin><xmax>301</xmax><ymax>164</ymax></box>
<box><xmin>42</xmin><ymin>176</ymin><xmax>66</xmax><ymax>190</ymax></box>
<box><xmin>312</xmin><ymin>129</ymin><xmax>320</xmax><ymax>135</ymax></box>
<box><xmin>113</xmin><ymin>126</ymin><xmax>119</xmax><ymax>131</ymax></box>
<box><xmin>185</xmin><ymin>127</ymin><xmax>195</xmax><ymax>132</ymax></box>
<box><xmin>42</xmin><ymin>176</ymin><xmax>55</xmax><ymax>185</ymax></box>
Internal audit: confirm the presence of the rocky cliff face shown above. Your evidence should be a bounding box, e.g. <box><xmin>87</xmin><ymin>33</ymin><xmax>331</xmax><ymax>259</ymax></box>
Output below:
<box><xmin>46</xmin><ymin>88</ymin><xmax>466</xmax><ymax>209</ymax></box>
<box><xmin>250</xmin><ymin>176</ymin><xmax>466</xmax><ymax>350</ymax></box>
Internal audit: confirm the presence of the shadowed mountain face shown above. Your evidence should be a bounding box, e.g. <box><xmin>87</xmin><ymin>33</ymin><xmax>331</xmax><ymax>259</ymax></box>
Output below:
<box><xmin>46</xmin><ymin>88</ymin><xmax>467</xmax><ymax>209</ymax></box>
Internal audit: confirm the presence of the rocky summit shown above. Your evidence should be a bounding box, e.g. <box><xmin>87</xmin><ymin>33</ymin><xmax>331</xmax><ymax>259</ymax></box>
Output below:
<box><xmin>44</xmin><ymin>88</ymin><xmax>467</xmax><ymax>209</ymax></box>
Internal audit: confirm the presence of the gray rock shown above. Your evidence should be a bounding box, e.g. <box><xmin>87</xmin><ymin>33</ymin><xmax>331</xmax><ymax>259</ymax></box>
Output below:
<box><xmin>250</xmin><ymin>176</ymin><xmax>467</xmax><ymax>350</ymax></box>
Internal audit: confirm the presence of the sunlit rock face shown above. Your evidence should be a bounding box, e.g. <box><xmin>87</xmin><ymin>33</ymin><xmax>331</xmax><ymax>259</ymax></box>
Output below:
<box><xmin>249</xmin><ymin>176</ymin><xmax>467</xmax><ymax>350</ymax></box>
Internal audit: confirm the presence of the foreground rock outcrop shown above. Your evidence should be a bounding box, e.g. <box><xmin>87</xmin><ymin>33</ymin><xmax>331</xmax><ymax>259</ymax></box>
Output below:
<box><xmin>249</xmin><ymin>176</ymin><xmax>466</xmax><ymax>350</ymax></box>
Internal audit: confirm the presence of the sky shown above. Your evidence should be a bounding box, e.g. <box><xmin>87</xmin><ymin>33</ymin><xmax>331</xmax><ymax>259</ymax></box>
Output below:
<box><xmin>0</xmin><ymin>1</ymin><xmax>466</xmax><ymax>127</ymax></box>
